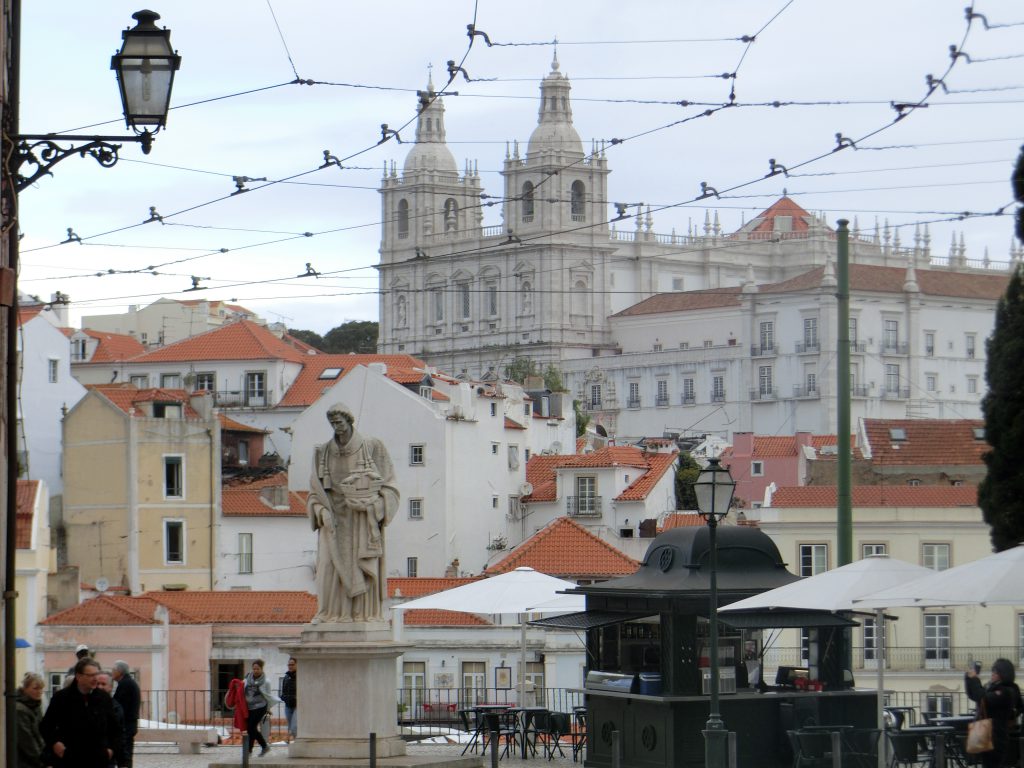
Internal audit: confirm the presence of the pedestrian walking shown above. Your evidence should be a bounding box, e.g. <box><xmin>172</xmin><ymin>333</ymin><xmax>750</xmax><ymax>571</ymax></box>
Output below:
<box><xmin>281</xmin><ymin>657</ymin><xmax>297</xmax><ymax>742</ymax></box>
<box><xmin>243</xmin><ymin>659</ymin><xmax>280</xmax><ymax>757</ymax></box>
<box><xmin>16</xmin><ymin>672</ymin><xmax>45</xmax><ymax>768</ymax></box>
<box><xmin>965</xmin><ymin>658</ymin><xmax>1023</xmax><ymax>768</ymax></box>
<box><xmin>41</xmin><ymin>657</ymin><xmax>121</xmax><ymax>768</ymax></box>
<box><xmin>111</xmin><ymin>661</ymin><xmax>140</xmax><ymax>767</ymax></box>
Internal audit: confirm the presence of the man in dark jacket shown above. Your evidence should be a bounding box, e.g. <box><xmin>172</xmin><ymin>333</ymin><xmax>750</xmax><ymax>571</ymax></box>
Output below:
<box><xmin>111</xmin><ymin>661</ymin><xmax>140</xmax><ymax>767</ymax></box>
<box><xmin>41</xmin><ymin>657</ymin><xmax>121</xmax><ymax>768</ymax></box>
<box><xmin>96</xmin><ymin>672</ymin><xmax>127</xmax><ymax>768</ymax></box>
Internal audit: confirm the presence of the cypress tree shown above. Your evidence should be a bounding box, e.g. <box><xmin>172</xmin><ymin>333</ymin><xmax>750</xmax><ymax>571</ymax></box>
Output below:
<box><xmin>977</xmin><ymin>146</ymin><xmax>1024</xmax><ymax>550</ymax></box>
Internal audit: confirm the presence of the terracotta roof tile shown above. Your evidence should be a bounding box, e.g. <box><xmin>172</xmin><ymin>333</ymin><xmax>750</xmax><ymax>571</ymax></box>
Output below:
<box><xmin>613</xmin><ymin>288</ymin><xmax>742</xmax><ymax>317</ymax></box>
<box><xmin>504</xmin><ymin>416</ymin><xmax>526</xmax><ymax>430</ymax></box>
<box><xmin>133</xmin><ymin>320</ymin><xmax>309</xmax><ymax>364</ymax></box>
<box><xmin>135</xmin><ymin>590</ymin><xmax>316</xmax><ymax>623</ymax></box>
<box><xmin>523</xmin><ymin>447</ymin><xmax>673</xmax><ymax>503</ymax></box>
<box><xmin>89</xmin><ymin>385</ymin><xmax>201</xmax><ymax>418</ymax></box>
<box><xmin>281</xmin><ymin>334</ymin><xmax>321</xmax><ymax>353</ymax></box>
<box><xmin>486</xmin><ymin>517</ymin><xmax>639</xmax><ymax>578</ymax></box>
<box><xmin>659</xmin><ymin>513</ymin><xmax>706</xmax><ymax>531</ymax></box>
<box><xmin>276</xmin><ymin>354</ymin><xmax>426</xmax><ymax>408</ymax></box>
<box><xmin>17</xmin><ymin>306</ymin><xmax>45</xmax><ymax>326</ymax></box>
<box><xmin>769</xmin><ymin>485</ymin><xmax>979</xmax><ymax>507</ymax></box>
<box><xmin>15</xmin><ymin>480</ymin><xmax>39</xmax><ymax>549</ymax></box>
<box><xmin>41</xmin><ymin>595</ymin><xmax>162</xmax><ymax>626</ymax></box>
<box><xmin>387</xmin><ymin>577</ymin><xmax>480</xmax><ymax>598</ymax></box>
<box><xmin>402</xmin><ymin>609</ymin><xmax>492</xmax><ymax>626</ymax></box>
<box><xmin>222</xmin><ymin>481</ymin><xmax>307</xmax><ymax>516</ymax></box>
<box><xmin>740</xmin><ymin>196</ymin><xmax>815</xmax><ymax>235</ymax></box>
<box><xmin>218</xmin><ymin>413</ymin><xmax>269</xmax><ymax>434</ymax></box>
<box><xmin>617</xmin><ymin>451</ymin><xmax>677</xmax><ymax>501</ymax></box>
<box><xmin>862</xmin><ymin>419</ymin><xmax>987</xmax><ymax>466</ymax></box>
<box><xmin>79</xmin><ymin>329</ymin><xmax>146</xmax><ymax>363</ymax></box>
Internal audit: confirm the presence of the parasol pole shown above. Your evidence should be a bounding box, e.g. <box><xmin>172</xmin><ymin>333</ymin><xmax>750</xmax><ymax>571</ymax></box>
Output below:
<box><xmin>520</xmin><ymin>614</ymin><xmax>527</xmax><ymax>705</ymax></box>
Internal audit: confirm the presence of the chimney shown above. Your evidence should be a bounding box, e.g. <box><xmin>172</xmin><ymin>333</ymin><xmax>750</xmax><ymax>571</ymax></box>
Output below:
<box><xmin>189</xmin><ymin>392</ymin><xmax>214</xmax><ymax>420</ymax></box>
<box><xmin>49</xmin><ymin>292</ymin><xmax>70</xmax><ymax>327</ymax></box>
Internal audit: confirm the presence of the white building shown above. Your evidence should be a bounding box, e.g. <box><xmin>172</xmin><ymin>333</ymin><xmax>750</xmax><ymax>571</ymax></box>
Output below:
<box><xmin>16</xmin><ymin>305</ymin><xmax>87</xmax><ymax>499</ymax></box>
<box><xmin>81</xmin><ymin>297</ymin><xmax>265</xmax><ymax>349</ymax></box>
<box><xmin>288</xmin><ymin>364</ymin><xmax>576</xmax><ymax>578</ymax></box>
<box><xmin>561</xmin><ymin>259</ymin><xmax>1009</xmax><ymax>442</ymax></box>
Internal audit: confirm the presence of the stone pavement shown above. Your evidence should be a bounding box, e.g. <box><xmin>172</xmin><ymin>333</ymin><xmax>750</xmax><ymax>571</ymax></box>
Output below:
<box><xmin>135</xmin><ymin>740</ymin><xmax>583</xmax><ymax>768</ymax></box>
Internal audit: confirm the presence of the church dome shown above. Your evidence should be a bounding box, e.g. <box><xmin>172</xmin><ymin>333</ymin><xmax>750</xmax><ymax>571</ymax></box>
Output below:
<box><xmin>526</xmin><ymin>56</ymin><xmax>584</xmax><ymax>159</ymax></box>
<box><xmin>403</xmin><ymin>76</ymin><xmax>458</xmax><ymax>175</ymax></box>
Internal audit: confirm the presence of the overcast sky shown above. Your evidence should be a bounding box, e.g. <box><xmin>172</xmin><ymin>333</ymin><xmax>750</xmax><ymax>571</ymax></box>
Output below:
<box><xmin>16</xmin><ymin>1</ymin><xmax>1024</xmax><ymax>333</ymax></box>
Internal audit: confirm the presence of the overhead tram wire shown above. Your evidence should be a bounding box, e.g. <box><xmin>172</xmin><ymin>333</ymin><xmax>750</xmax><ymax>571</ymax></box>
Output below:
<box><xmin>265</xmin><ymin>0</ymin><xmax>301</xmax><ymax>81</ymax></box>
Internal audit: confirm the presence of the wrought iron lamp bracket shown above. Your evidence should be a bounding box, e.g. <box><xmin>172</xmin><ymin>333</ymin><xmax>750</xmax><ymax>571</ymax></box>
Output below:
<box><xmin>13</xmin><ymin>131</ymin><xmax>153</xmax><ymax>192</ymax></box>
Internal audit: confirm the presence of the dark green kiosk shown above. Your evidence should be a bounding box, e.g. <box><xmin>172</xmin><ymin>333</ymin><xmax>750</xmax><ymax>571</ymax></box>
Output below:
<box><xmin>535</xmin><ymin>526</ymin><xmax>876</xmax><ymax>768</ymax></box>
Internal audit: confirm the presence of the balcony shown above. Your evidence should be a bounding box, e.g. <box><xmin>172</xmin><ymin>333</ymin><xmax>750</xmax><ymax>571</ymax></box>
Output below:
<box><xmin>627</xmin><ymin>398</ymin><xmax>641</xmax><ymax>409</ymax></box>
<box><xmin>881</xmin><ymin>387</ymin><xmax>911</xmax><ymax>400</ymax></box>
<box><xmin>680</xmin><ymin>395</ymin><xmax>695</xmax><ymax>406</ymax></box>
<box><xmin>749</xmin><ymin>388</ymin><xmax>777</xmax><ymax>401</ymax></box>
<box><xmin>214</xmin><ymin>389</ymin><xmax>272</xmax><ymax>407</ymax></box>
<box><xmin>586</xmin><ymin>399</ymin><xmax>602</xmax><ymax>411</ymax></box>
<box><xmin>850</xmin><ymin>340</ymin><xmax>867</xmax><ymax>353</ymax></box>
<box><xmin>750</xmin><ymin>344</ymin><xmax>776</xmax><ymax>357</ymax></box>
<box><xmin>566</xmin><ymin>496</ymin><xmax>602</xmax><ymax>518</ymax></box>
<box><xmin>791</xmin><ymin>385</ymin><xmax>820</xmax><ymax>399</ymax></box>
<box><xmin>656</xmin><ymin>396</ymin><xmax>670</xmax><ymax>407</ymax></box>
<box><xmin>881</xmin><ymin>341</ymin><xmax>909</xmax><ymax>355</ymax></box>
<box><xmin>710</xmin><ymin>392</ymin><xmax>725</xmax><ymax>402</ymax></box>
<box><xmin>851</xmin><ymin>385</ymin><xmax>869</xmax><ymax>398</ymax></box>
<box><xmin>795</xmin><ymin>341</ymin><xmax>820</xmax><ymax>354</ymax></box>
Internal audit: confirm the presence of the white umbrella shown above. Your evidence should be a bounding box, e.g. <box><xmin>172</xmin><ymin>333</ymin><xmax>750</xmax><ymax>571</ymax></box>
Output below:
<box><xmin>854</xmin><ymin>543</ymin><xmax>1024</xmax><ymax>609</ymax></box>
<box><xmin>721</xmin><ymin>554</ymin><xmax>935</xmax><ymax>754</ymax></box>
<box><xmin>392</xmin><ymin>567</ymin><xmax>580</xmax><ymax>703</ymax></box>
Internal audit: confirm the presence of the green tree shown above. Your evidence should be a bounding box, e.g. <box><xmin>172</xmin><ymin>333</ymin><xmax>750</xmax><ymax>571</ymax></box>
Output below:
<box><xmin>675</xmin><ymin>452</ymin><xmax>701</xmax><ymax>511</ymax></box>
<box><xmin>504</xmin><ymin>356</ymin><xmax>539</xmax><ymax>383</ymax></box>
<box><xmin>287</xmin><ymin>328</ymin><xmax>325</xmax><ymax>350</ymax></box>
<box><xmin>543</xmin><ymin>364</ymin><xmax>564</xmax><ymax>392</ymax></box>
<box><xmin>574</xmin><ymin>400</ymin><xmax>590</xmax><ymax>438</ymax></box>
<box><xmin>322</xmin><ymin>321</ymin><xmax>379</xmax><ymax>353</ymax></box>
<box><xmin>978</xmin><ymin>264</ymin><xmax>1024</xmax><ymax>550</ymax></box>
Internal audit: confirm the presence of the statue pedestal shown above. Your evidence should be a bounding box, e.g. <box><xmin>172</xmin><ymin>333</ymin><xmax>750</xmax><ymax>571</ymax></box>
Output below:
<box><xmin>282</xmin><ymin>622</ymin><xmax>408</xmax><ymax>759</ymax></box>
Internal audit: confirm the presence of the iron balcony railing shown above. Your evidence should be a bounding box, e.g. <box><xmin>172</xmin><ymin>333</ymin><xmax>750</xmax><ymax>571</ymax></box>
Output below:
<box><xmin>791</xmin><ymin>385</ymin><xmax>820</xmax><ymax>399</ymax></box>
<box><xmin>795</xmin><ymin>341</ymin><xmax>820</xmax><ymax>353</ymax></box>
<box><xmin>626</xmin><ymin>398</ymin><xmax>641</xmax><ymax>409</ymax></box>
<box><xmin>750</xmin><ymin>344</ymin><xmax>776</xmax><ymax>357</ymax></box>
<box><xmin>881</xmin><ymin>341</ymin><xmax>910</xmax><ymax>355</ymax></box>
<box><xmin>750</xmin><ymin>388</ymin><xmax>777</xmax><ymax>401</ymax></box>
<box><xmin>710</xmin><ymin>392</ymin><xmax>725</xmax><ymax>402</ymax></box>
<box><xmin>655</xmin><ymin>395</ymin><xmax>670</xmax><ymax>406</ymax></box>
<box><xmin>881</xmin><ymin>387</ymin><xmax>912</xmax><ymax>400</ymax></box>
<box><xmin>566</xmin><ymin>495</ymin><xmax>602</xmax><ymax>517</ymax></box>
<box><xmin>680</xmin><ymin>395</ymin><xmax>695</xmax><ymax>405</ymax></box>
<box><xmin>851</xmin><ymin>385</ymin><xmax>869</xmax><ymax>397</ymax></box>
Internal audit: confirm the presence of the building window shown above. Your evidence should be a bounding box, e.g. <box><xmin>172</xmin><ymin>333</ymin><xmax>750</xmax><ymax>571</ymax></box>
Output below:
<box><xmin>508</xmin><ymin>445</ymin><xmax>519</xmax><ymax>470</ymax></box>
<box><xmin>71</xmin><ymin>338</ymin><xmax>87</xmax><ymax>361</ymax></box>
<box><xmin>576</xmin><ymin>476</ymin><xmax>597</xmax><ymax>515</ymax></box>
<box><xmin>245</xmin><ymin>371</ymin><xmax>266</xmax><ymax>406</ymax></box>
<box><xmin>682</xmin><ymin>378</ymin><xmax>695</xmax><ymax>404</ymax></box>
<box><xmin>432</xmin><ymin>288</ymin><xmax>444</xmax><ymax>323</ymax></box>
<box><xmin>965</xmin><ymin>334</ymin><xmax>976</xmax><ymax>359</ymax></box>
<box><xmin>712</xmin><ymin>376</ymin><xmax>725</xmax><ymax>401</ymax></box>
<box><xmin>130</xmin><ymin>375</ymin><xmax>149</xmax><ymax>388</ymax></box>
<box><xmin>410</xmin><ymin>444</ymin><xmax>424</xmax><ymax>465</ymax></box>
<box><xmin>926</xmin><ymin>375</ymin><xmax>937</xmax><ymax>392</ymax></box>
<box><xmin>487</xmin><ymin>284</ymin><xmax>498</xmax><ymax>317</ymax></box>
<box><xmin>161</xmin><ymin>373</ymin><xmax>181</xmax><ymax>388</ymax></box>
<box><xmin>656</xmin><ymin>379</ymin><xmax>669</xmax><ymax>406</ymax></box>
<box><xmin>758</xmin><ymin>366</ymin><xmax>773</xmax><ymax>396</ymax></box>
<box><xmin>925</xmin><ymin>332</ymin><xmax>935</xmax><ymax>357</ymax></box>
<box><xmin>885</xmin><ymin>364</ymin><xmax>900</xmax><ymax>394</ymax></box>
<box><xmin>799</xmin><ymin>544</ymin><xmax>827</xmax><ymax>576</ymax></box>
<box><xmin>490</xmin><ymin>402</ymin><xmax>497</xmax><ymax>417</ymax></box>
<box><xmin>862</xmin><ymin>543</ymin><xmax>887</xmax><ymax>558</ymax></box>
<box><xmin>589</xmin><ymin>384</ymin><xmax>602</xmax><ymax>409</ymax></box>
<box><xmin>803</xmin><ymin>317</ymin><xmax>818</xmax><ymax>347</ymax></box>
<box><xmin>520</xmin><ymin>281</ymin><xmax>533</xmax><ymax>314</ymax></box>
<box><xmin>628</xmin><ymin>381</ymin><xmax>640</xmax><ymax>408</ymax></box>
<box><xmin>522</xmin><ymin>181</ymin><xmax>535</xmax><ymax>220</ymax></box>
<box><xmin>863</xmin><ymin>616</ymin><xmax>879</xmax><ymax>665</ymax></box>
<box><xmin>759</xmin><ymin>321</ymin><xmax>774</xmax><ymax>352</ymax></box>
<box><xmin>491</xmin><ymin>443</ymin><xmax>499</xmax><ymax>455</ymax></box>
<box><xmin>443</xmin><ymin>198</ymin><xmax>458</xmax><ymax>232</ymax></box>
<box><xmin>462</xmin><ymin>661</ymin><xmax>486</xmax><ymax>701</ymax></box>
<box><xmin>805</xmin><ymin>372</ymin><xmax>817</xmax><ymax>394</ymax></box>
<box><xmin>883</xmin><ymin>319</ymin><xmax>899</xmax><ymax>349</ymax></box>
<box><xmin>238</xmin><ymin>533</ymin><xmax>253</xmax><ymax>574</ymax></box>
<box><xmin>195</xmin><ymin>372</ymin><xmax>215</xmax><ymax>392</ymax></box>
<box><xmin>406</xmin><ymin>557</ymin><xmax>418</xmax><ymax>577</ymax></box>
<box><xmin>459</xmin><ymin>283</ymin><xmax>471</xmax><ymax>319</ymax></box>
<box><xmin>907</xmin><ymin>478</ymin><xmax>921</xmax><ymax>486</ymax></box>
<box><xmin>751</xmin><ymin>461</ymin><xmax>764</xmax><ymax>477</ymax></box>
<box><xmin>409</xmin><ymin>499</ymin><xmax>423</xmax><ymax>520</ymax></box>
<box><xmin>924</xmin><ymin>614</ymin><xmax>951</xmax><ymax>669</ymax></box>
<box><xmin>401</xmin><ymin>662</ymin><xmax>426</xmax><ymax>713</ymax></box>
<box><xmin>849</xmin><ymin>317</ymin><xmax>858</xmax><ymax>344</ymax></box>
<box><xmin>164</xmin><ymin>519</ymin><xmax>185</xmax><ymax>564</ymax></box>
<box><xmin>967</xmin><ymin>376</ymin><xmax>978</xmax><ymax>394</ymax></box>
<box><xmin>48</xmin><ymin>359</ymin><xmax>59</xmax><ymax>383</ymax></box>
<box><xmin>922</xmin><ymin>543</ymin><xmax>950</xmax><ymax>571</ymax></box>
<box><xmin>153</xmin><ymin>402</ymin><xmax>182</xmax><ymax>419</ymax></box>
<box><xmin>570</xmin><ymin>181</ymin><xmax>585</xmax><ymax>220</ymax></box>
<box><xmin>397</xmin><ymin>199</ymin><xmax>410</xmax><ymax>238</ymax></box>
<box><xmin>238</xmin><ymin>440</ymin><xmax>249</xmax><ymax>465</ymax></box>
<box><xmin>163</xmin><ymin>456</ymin><xmax>183</xmax><ymax>498</ymax></box>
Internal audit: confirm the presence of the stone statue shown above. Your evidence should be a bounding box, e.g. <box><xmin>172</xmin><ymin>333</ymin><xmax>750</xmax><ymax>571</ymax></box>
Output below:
<box><xmin>307</xmin><ymin>403</ymin><xmax>399</xmax><ymax>622</ymax></box>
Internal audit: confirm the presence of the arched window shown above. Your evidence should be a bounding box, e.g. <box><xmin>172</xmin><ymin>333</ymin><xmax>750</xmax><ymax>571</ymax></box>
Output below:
<box><xmin>522</xmin><ymin>182</ymin><xmax>535</xmax><ymax>221</ymax></box>
<box><xmin>397</xmin><ymin>199</ymin><xmax>409</xmax><ymax>239</ymax></box>
<box><xmin>444</xmin><ymin>198</ymin><xmax>458</xmax><ymax>232</ymax></box>
<box><xmin>571</xmin><ymin>181</ymin><xmax>585</xmax><ymax>220</ymax></box>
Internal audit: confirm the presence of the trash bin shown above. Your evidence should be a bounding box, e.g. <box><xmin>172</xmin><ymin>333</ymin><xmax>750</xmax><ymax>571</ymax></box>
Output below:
<box><xmin>638</xmin><ymin>673</ymin><xmax>662</xmax><ymax>695</ymax></box>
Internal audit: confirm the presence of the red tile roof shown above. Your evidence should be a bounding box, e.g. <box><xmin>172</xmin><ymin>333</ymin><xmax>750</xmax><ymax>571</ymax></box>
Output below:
<box><xmin>218</xmin><ymin>413</ymin><xmax>269</xmax><ymax>434</ymax></box>
<box><xmin>742</xmin><ymin>196</ymin><xmax>815</xmax><ymax>235</ymax></box>
<box><xmin>135</xmin><ymin>590</ymin><xmax>316</xmax><ymax>624</ymax></box>
<box><xmin>276</xmin><ymin>354</ymin><xmax>427</xmax><ymax>408</ymax></box>
<box><xmin>41</xmin><ymin>595</ymin><xmax>163</xmax><ymax>626</ymax></box>
<box><xmin>861</xmin><ymin>419</ymin><xmax>987</xmax><ymax>466</ymax></box>
<box><xmin>523</xmin><ymin>447</ymin><xmax>676</xmax><ymax>503</ymax></box>
<box><xmin>132</xmin><ymin>320</ymin><xmax>309</xmax><ymax>364</ymax></box>
<box><xmin>659</xmin><ymin>513</ymin><xmax>705</xmax><ymax>531</ymax></box>
<box><xmin>88</xmin><ymin>384</ymin><xmax>201</xmax><ymax>418</ymax></box>
<box><xmin>486</xmin><ymin>517</ymin><xmax>639</xmax><ymax>577</ymax></box>
<box><xmin>17</xmin><ymin>305</ymin><xmax>46</xmax><ymax>326</ymax></box>
<box><xmin>388</xmin><ymin>577</ymin><xmax>480</xmax><ymax>598</ymax></box>
<box><xmin>613</xmin><ymin>288</ymin><xmax>742</xmax><ymax>317</ymax></box>
<box><xmin>281</xmin><ymin>333</ymin><xmax>321</xmax><ymax>353</ymax></box>
<box><xmin>769</xmin><ymin>485</ymin><xmax>979</xmax><ymax>508</ymax></box>
<box><xmin>403</xmin><ymin>609</ymin><xmax>492</xmax><ymax>626</ymax></box>
<box><xmin>504</xmin><ymin>417</ymin><xmax>526</xmax><ymax>430</ymax></box>
<box><xmin>15</xmin><ymin>480</ymin><xmax>40</xmax><ymax>549</ymax></box>
<box><xmin>79</xmin><ymin>329</ymin><xmax>146</xmax><ymax>363</ymax></box>
<box><xmin>222</xmin><ymin>482</ymin><xmax>307</xmax><ymax>516</ymax></box>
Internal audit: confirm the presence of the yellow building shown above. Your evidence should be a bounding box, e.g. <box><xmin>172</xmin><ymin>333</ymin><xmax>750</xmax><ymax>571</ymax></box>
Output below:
<box><xmin>62</xmin><ymin>385</ymin><xmax>220</xmax><ymax>594</ymax></box>
<box><xmin>16</xmin><ymin>479</ymin><xmax>53</xmax><ymax>679</ymax></box>
<box><xmin>753</xmin><ymin>484</ymin><xmax>1021</xmax><ymax>708</ymax></box>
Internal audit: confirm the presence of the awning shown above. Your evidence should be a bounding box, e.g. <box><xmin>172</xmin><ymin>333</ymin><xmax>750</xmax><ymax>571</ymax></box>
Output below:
<box><xmin>528</xmin><ymin>610</ymin><xmax>654</xmax><ymax>630</ymax></box>
<box><xmin>718</xmin><ymin>610</ymin><xmax>859</xmax><ymax>630</ymax></box>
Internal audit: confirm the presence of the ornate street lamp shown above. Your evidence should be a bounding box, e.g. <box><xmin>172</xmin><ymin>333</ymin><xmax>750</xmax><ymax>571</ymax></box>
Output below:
<box><xmin>12</xmin><ymin>9</ymin><xmax>180</xmax><ymax>191</ymax></box>
<box><xmin>693</xmin><ymin>456</ymin><xmax>736</xmax><ymax>768</ymax></box>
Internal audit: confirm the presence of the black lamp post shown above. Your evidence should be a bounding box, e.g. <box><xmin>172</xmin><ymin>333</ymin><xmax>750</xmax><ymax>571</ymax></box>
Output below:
<box><xmin>12</xmin><ymin>9</ymin><xmax>180</xmax><ymax>190</ymax></box>
<box><xmin>693</xmin><ymin>456</ymin><xmax>736</xmax><ymax>768</ymax></box>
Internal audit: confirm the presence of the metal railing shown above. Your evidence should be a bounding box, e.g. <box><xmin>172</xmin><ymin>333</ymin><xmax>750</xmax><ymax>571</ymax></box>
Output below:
<box><xmin>880</xmin><ymin>387</ymin><xmax>911</xmax><ymax>400</ymax></box>
<box><xmin>750</xmin><ymin>344</ymin><xmax>776</xmax><ymax>357</ymax></box>
<box><xmin>795</xmin><ymin>341</ymin><xmax>820</xmax><ymax>354</ymax></box>
<box><xmin>626</xmin><ymin>398</ymin><xmax>641</xmax><ymax>409</ymax></box>
<box><xmin>566</xmin><ymin>496</ymin><xmax>602</xmax><ymax>518</ymax></box>
<box><xmin>880</xmin><ymin>342</ymin><xmax>909</xmax><ymax>355</ymax></box>
<box><xmin>791</xmin><ymin>386</ymin><xmax>820</xmax><ymax>399</ymax></box>
<box><xmin>750</xmin><ymin>388</ymin><xmax>777</xmax><ymax>401</ymax></box>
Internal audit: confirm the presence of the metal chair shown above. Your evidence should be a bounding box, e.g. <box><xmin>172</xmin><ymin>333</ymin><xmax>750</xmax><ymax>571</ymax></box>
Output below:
<box><xmin>480</xmin><ymin>711</ymin><xmax>519</xmax><ymax>758</ymax></box>
<box><xmin>888</xmin><ymin>731</ymin><xmax>931</xmax><ymax>768</ymax></box>
<box><xmin>533</xmin><ymin>711</ymin><xmax>571</xmax><ymax>760</ymax></box>
<box><xmin>457</xmin><ymin>709</ymin><xmax>483</xmax><ymax>755</ymax></box>
<box><xmin>795</xmin><ymin>730</ymin><xmax>836</xmax><ymax>768</ymax></box>
<box><xmin>843</xmin><ymin>728</ymin><xmax>881</xmax><ymax>768</ymax></box>
<box><xmin>571</xmin><ymin>707</ymin><xmax>587</xmax><ymax>762</ymax></box>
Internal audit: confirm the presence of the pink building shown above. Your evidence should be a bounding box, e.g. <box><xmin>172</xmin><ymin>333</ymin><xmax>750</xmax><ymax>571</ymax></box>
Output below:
<box><xmin>723</xmin><ymin>432</ymin><xmax>844</xmax><ymax>508</ymax></box>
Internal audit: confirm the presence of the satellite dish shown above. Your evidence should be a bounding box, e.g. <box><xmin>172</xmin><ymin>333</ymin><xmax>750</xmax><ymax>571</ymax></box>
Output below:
<box><xmin>95</xmin><ymin>577</ymin><xmax>109</xmax><ymax>594</ymax></box>
<box><xmin>519</xmin><ymin>482</ymin><xmax>534</xmax><ymax>497</ymax></box>
<box><xmin>550</xmin><ymin>441</ymin><xmax>562</xmax><ymax>454</ymax></box>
